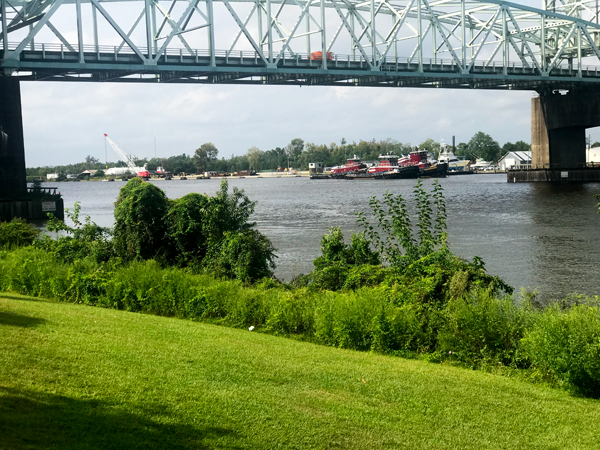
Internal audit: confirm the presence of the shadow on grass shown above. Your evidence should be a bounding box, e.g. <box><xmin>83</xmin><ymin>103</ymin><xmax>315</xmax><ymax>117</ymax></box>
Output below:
<box><xmin>0</xmin><ymin>292</ymin><xmax>45</xmax><ymax>302</ymax></box>
<box><xmin>0</xmin><ymin>312</ymin><xmax>46</xmax><ymax>328</ymax></box>
<box><xmin>0</xmin><ymin>387</ymin><xmax>239</xmax><ymax>450</ymax></box>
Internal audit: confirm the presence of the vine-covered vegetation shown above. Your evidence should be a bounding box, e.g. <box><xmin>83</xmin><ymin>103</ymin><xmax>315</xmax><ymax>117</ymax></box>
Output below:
<box><xmin>1</xmin><ymin>179</ymin><xmax>599</xmax><ymax>398</ymax></box>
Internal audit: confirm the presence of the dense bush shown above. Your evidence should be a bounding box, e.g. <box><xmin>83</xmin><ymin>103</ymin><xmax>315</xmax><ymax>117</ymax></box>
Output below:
<box><xmin>522</xmin><ymin>302</ymin><xmax>600</xmax><ymax>397</ymax></box>
<box><xmin>301</xmin><ymin>181</ymin><xmax>512</xmax><ymax>300</ymax></box>
<box><xmin>164</xmin><ymin>193</ymin><xmax>210</xmax><ymax>266</ymax></box>
<box><xmin>0</xmin><ymin>218</ymin><xmax>39</xmax><ymax>250</ymax></box>
<box><xmin>113</xmin><ymin>177</ymin><xmax>170</xmax><ymax>261</ymax></box>
<box><xmin>206</xmin><ymin>230</ymin><xmax>276</xmax><ymax>282</ymax></box>
<box><xmin>36</xmin><ymin>203</ymin><xmax>114</xmax><ymax>264</ymax></box>
<box><xmin>438</xmin><ymin>289</ymin><xmax>533</xmax><ymax>367</ymax></box>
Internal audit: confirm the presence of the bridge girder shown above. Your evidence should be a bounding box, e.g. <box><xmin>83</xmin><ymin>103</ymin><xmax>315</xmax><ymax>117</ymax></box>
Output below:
<box><xmin>3</xmin><ymin>0</ymin><xmax>600</xmax><ymax>89</ymax></box>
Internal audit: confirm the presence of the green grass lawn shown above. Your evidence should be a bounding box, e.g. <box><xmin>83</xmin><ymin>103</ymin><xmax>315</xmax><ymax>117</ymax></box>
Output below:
<box><xmin>1</xmin><ymin>294</ymin><xmax>600</xmax><ymax>450</ymax></box>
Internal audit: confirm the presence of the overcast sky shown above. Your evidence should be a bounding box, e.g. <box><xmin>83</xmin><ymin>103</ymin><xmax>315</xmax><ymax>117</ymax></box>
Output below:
<box><xmin>21</xmin><ymin>81</ymin><xmax>546</xmax><ymax>167</ymax></box>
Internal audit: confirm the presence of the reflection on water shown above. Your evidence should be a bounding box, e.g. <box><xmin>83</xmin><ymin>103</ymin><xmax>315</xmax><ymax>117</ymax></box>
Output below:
<box><xmin>47</xmin><ymin>175</ymin><xmax>600</xmax><ymax>301</ymax></box>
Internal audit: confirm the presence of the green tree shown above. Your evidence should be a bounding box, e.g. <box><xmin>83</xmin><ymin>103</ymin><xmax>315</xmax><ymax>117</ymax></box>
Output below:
<box><xmin>468</xmin><ymin>132</ymin><xmax>501</xmax><ymax>162</ymax></box>
<box><xmin>419</xmin><ymin>138</ymin><xmax>441</xmax><ymax>157</ymax></box>
<box><xmin>203</xmin><ymin>180</ymin><xmax>276</xmax><ymax>282</ymax></box>
<box><xmin>193</xmin><ymin>143</ymin><xmax>219</xmax><ymax>173</ymax></box>
<box><xmin>502</xmin><ymin>141</ymin><xmax>531</xmax><ymax>154</ymax></box>
<box><xmin>247</xmin><ymin>146</ymin><xmax>262</xmax><ymax>171</ymax></box>
<box><xmin>165</xmin><ymin>193</ymin><xmax>210</xmax><ymax>266</ymax></box>
<box><xmin>85</xmin><ymin>155</ymin><xmax>100</xmax><ymax>166</ymax></box>
<box><xmin>455</xmin><ymin>142</ymin><xmax>470</xmax><ymax>158</ymax></box>
<box><xmin>113</xmin><ymin>178</ymin><xmax>170</xmax><ymax>261</ymax></box>
<box><xmin>285</xmin><ymin>138</ymin><xmax>304</xmax><ymax>167</ymax></box>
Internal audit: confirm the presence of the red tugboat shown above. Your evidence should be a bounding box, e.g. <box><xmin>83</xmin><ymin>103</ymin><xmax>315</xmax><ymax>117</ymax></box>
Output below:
<box><xmin>329</xmin><ymin>155</ymin><xmax>367</xmax><ymax>178</ymax></box>
<box><xmin>346</xmin><ymin>154</ymin><xmax>420</xmax><ymax>179</ymax></box>
<box><xmin>398</xmin><ymin>149</ymin><xmax>448</xmax><ymax>177</ymax></box>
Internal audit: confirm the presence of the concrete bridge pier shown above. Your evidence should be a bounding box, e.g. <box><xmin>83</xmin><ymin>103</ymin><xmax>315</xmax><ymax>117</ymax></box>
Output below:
<box><xmin>0</xmin><ymin>77</ymin><xmax>27</xmax><ymax>200</ymax></box>
<box><xmin>512</xmin><ymin>90</ymin><xmax>600</xmax><ymax>181</ymax></box>
<box><xmin>0</xmin><ymin>77</ymin><xmax>63</xmax><ymax>221</ymax></box>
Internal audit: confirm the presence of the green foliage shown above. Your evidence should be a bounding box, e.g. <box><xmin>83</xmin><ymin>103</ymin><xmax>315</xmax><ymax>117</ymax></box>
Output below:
<box><xmin>164</xmin><ymin>193</ymin><xmax>210</xmax><ymax>266</ymax></box>
<box><xmin>193</xmin><ymin>142</ymin><xmax>219</xmax><ymax>173</ymax></box>
<box><xmin>438</xmin><ymin>289</ymin><xmax>533</xmax><ymax>367</ymax></box>
<box><xmin>36</xmin><ymin>203</ymin><xmax>113</xmax><ymax>264</ymax></box>
<box><xmin>502</xmin><ymin>140</ymin><xmax>531</xmax><ymax>154</ymax></box>
<box><xmin>203</xmin><ymin>179</ymin><xmax>256</xmax><ymax>244</ymax></box>
<box><xmin>522</xmin><ymin>302</ymin><xmax>600</xmax><ymax>397</ymax></box>
<box><xmin>113</xmin><ymin>178</ymin><xmax>170</xmax><ymax>261</ymax></box>
<box><xmin>207</xmin><ymin>230</ymin><xmax>276</xmax><ymax>282</ymax></box>
<box><xmin>468</xmin><ymin>131</ymin><xmax>502</xmax><ymax>162</ymax></box>
<box><xmin>1</xmin><ymin>246</ymin><xmax>600</xmax><ymax>398</ymax></box>
<box><xmin>419</xmin><ymin>138</ymin><xmax>441</xmax><ymax>157</ymax></box>
<box><xmin>246</xmin><ymin>146</ymin><xmax>262</xmax><ymax>171</ymax></box>
<box><xmin>313</xmin><ymin>228</ymin><xmax>380</xmax><ymax>271</ymax></box>
<box><xmin>0</xmin><ymin>218</ymin><xmax>39</xmax><ymax>250</ymax></box>
<box><xmin>356</xmin><ymin>179</ymin><xmax>447</xmax><ymax>268</ymax></box>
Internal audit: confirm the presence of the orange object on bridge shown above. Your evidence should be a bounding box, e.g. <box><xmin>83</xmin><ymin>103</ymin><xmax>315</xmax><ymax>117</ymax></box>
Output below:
<box><xmin>310</xmin><ymin>51</ymin><xmax>334</xmax><ymax>61</ymax></box>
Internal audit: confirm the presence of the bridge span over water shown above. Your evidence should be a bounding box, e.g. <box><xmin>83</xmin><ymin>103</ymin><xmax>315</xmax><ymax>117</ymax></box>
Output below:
<box><xmin>3</xmin><ymin>0</ymin><xmax>600</xmax><ymax>89</ymax></box>
<box><xmin>2</xmin><ymin>0</ymin><xmax>600</xmax><ymax>213</ymax></box>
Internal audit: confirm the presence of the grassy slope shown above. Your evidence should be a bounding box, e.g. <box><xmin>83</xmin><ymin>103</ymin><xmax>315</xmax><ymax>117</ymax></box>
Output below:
<box><xmin>1</xmin><ymin>294</ymin><xmax>599</xmax><ymax>450</ymax></box>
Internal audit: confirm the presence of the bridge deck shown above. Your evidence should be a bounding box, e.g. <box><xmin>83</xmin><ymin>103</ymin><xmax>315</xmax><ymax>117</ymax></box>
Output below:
<box><xmin>4</xmin><ymin>43</ymin><xmax>600</xmax><ymax>89</ymax></box>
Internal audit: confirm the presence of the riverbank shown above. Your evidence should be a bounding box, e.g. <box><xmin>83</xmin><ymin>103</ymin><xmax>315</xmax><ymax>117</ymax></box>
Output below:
<box><xmin>2</xmin><ymin>293</ymin><xmax>600</xmax><ymax>450</ymax></box>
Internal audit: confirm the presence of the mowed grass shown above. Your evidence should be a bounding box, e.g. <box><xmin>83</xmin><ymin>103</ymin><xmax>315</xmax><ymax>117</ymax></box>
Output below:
<box><xmin>1</xmin><ymin>294</ymin><xmax>600</xmax><ymax>450</ymax></box>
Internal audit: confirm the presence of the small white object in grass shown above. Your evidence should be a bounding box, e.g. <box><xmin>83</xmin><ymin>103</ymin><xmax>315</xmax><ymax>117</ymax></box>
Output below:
<box><xmin>449</xmin><ymin>351</ymin><xmax>452</xmax><ymax>354</ymax></box>
<box><xmin>249</xmin><ymin>326</ymin><xmax>254</xmax><ymax>331</ymax></box>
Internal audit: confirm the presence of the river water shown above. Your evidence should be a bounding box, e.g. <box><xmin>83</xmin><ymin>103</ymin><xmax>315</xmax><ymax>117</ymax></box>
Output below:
<box><xmin>46</xmin><ymin>174</ymin><xmax>600</xmax><ymax>301</ymax></box>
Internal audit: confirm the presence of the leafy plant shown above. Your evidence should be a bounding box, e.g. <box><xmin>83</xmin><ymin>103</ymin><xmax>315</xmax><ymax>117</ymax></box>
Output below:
<box><xmin>38</xmin><ymin>202</ymin><xmax>114</xmax><ymax>264</ymax></box>
<box><xmin>165</xmin><ymin>193</ymin><xmax>210</xmax><ymax>266</ymax></box>
<box><xmin>113</xmin><ymin>178</ymin><xmax>169</xmax><ymax>261</ymax></box>
<box><xmin>355</xmin><ymin>179</ymin><xmax>447</xmax><ymax>268</ymax></box>
<box><xmin>522</xmin><ymin>302</ymin><xmax>600</xmax><ymax>397</ymax></box>
<box><xmin>0</xmin><ymin>218</ymin><xmax>39</xmax><ymax>250</ymax></box>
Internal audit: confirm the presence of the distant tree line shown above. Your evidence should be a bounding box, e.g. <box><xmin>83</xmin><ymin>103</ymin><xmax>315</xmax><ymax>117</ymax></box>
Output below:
<box><xmin>26</xmin><ymin>132</ymin><xmax>531</xmax><ymax>176</ymax></box>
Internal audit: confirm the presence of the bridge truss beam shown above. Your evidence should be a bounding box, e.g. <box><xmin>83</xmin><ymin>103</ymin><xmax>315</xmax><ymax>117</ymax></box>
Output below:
<box><xmin>3</xmin><ymin>0</ymin><xmax>600</xmax><ymax>89</ymax></box>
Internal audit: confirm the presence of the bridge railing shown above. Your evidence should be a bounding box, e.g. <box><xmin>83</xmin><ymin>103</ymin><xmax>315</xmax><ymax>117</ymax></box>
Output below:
<box><xmin>7</xmin><ymin>41</ymin><xmax>600</xmax><ymax>78</ymax></box>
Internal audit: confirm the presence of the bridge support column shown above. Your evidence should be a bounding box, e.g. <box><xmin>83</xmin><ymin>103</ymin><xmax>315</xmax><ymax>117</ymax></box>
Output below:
<box><xmin>0</xmin><ymin>77</ymin><xmax>64</xmax><ymax>221</ymax></box>
<box><xmin>511</xmin><ymin>91</ymin><xmax>600</xmax><ymax>182</ymax></box>
<box><xmin>0</xmin><ymin>77</ymin><xmax>27</xmax><ymax>200</ymax></box>
<box><xmin>531</xmin><ymin>91</ymin><xmax>597</xmax><ymax>167</ymax></box>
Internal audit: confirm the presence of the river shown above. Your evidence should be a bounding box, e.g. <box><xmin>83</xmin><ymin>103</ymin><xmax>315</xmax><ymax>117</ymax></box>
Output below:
<box><xmin>46</xmin><ymin>174</ymin><xmax>600</xmax><ymax>302</ymax></box>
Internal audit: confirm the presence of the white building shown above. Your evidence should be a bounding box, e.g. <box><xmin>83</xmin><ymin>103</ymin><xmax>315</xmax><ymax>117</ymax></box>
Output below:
<box><xmin>498</xmin><ymin>151</ymin><xmax>532</xmax><ymax>171</ymax></box>
<box><xmin>46</xmin><ymin>173</ymin><xmax>58</xmax><ymax>180</ymax></box>
<box><xmin>588</xmin><ymin>146</ymin><xmax>600</xmax><ymax>164</ymax></box>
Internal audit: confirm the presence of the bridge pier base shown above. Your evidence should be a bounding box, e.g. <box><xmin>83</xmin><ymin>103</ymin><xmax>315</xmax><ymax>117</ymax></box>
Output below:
<box><xmin>0</xmin><ymin>77</ymin><xmax>63</xmax><ymax>221</ymax></box>
<box><xmin>531</xmin><ymin>91</ymin><xmax>590</xmax><ymax>167</ymax></box>
<box><xmin>512</xmin><ymin>90</ymin><xmax>600</xmax><ymax>182</ymax></box>
<box><xmin>0</xmin><ymin>77</ymin><xmax>27</xmax><ymax>199</ymax></box>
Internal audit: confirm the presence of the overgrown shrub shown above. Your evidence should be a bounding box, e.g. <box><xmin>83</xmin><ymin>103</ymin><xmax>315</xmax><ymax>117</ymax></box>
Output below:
<box><xmin>36</xmin><ymin>202</ymin><xmax>114</xmax><ymax>263</ymax></box>
<box><xmin>522</xmin><ymin>302</ymin><xmax>600</xmax><ymax>397</ymax></box>
<box><xmin>438</xmin><ymin>289</ymin><xmax>533</xmax><ymax>367</ymax></box>
<box><xmin>165</xmin><ymin>193</ymin><xmax>210</xmax><ymax>266</ymax></box>
<box><xmin>206</xmin><ymin>229</ymin><xmax>276</xmax><ymax>282</ymax></box>
<box><xmin>0</xmin><ymin>218</ymin><xmax>39</xmax><ymax>249</ymax></box>
<box><xmin>113</xmin><ymin>178</ymin><xmax>170</xmax><ymax>261</ymax></box>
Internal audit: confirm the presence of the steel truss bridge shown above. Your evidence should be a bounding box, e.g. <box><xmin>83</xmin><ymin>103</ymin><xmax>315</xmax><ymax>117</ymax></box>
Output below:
<box><xmin>3</xmin><ymin>0</ymin><xmax>600</xmax><ymax>89</ymax></box>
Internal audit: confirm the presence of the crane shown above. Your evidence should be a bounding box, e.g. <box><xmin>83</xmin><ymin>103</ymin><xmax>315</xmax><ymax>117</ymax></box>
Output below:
<box><xmin>103</xmin><ymin>134</ymin><xmax>151</xmax><ymax>178</ymax></box>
